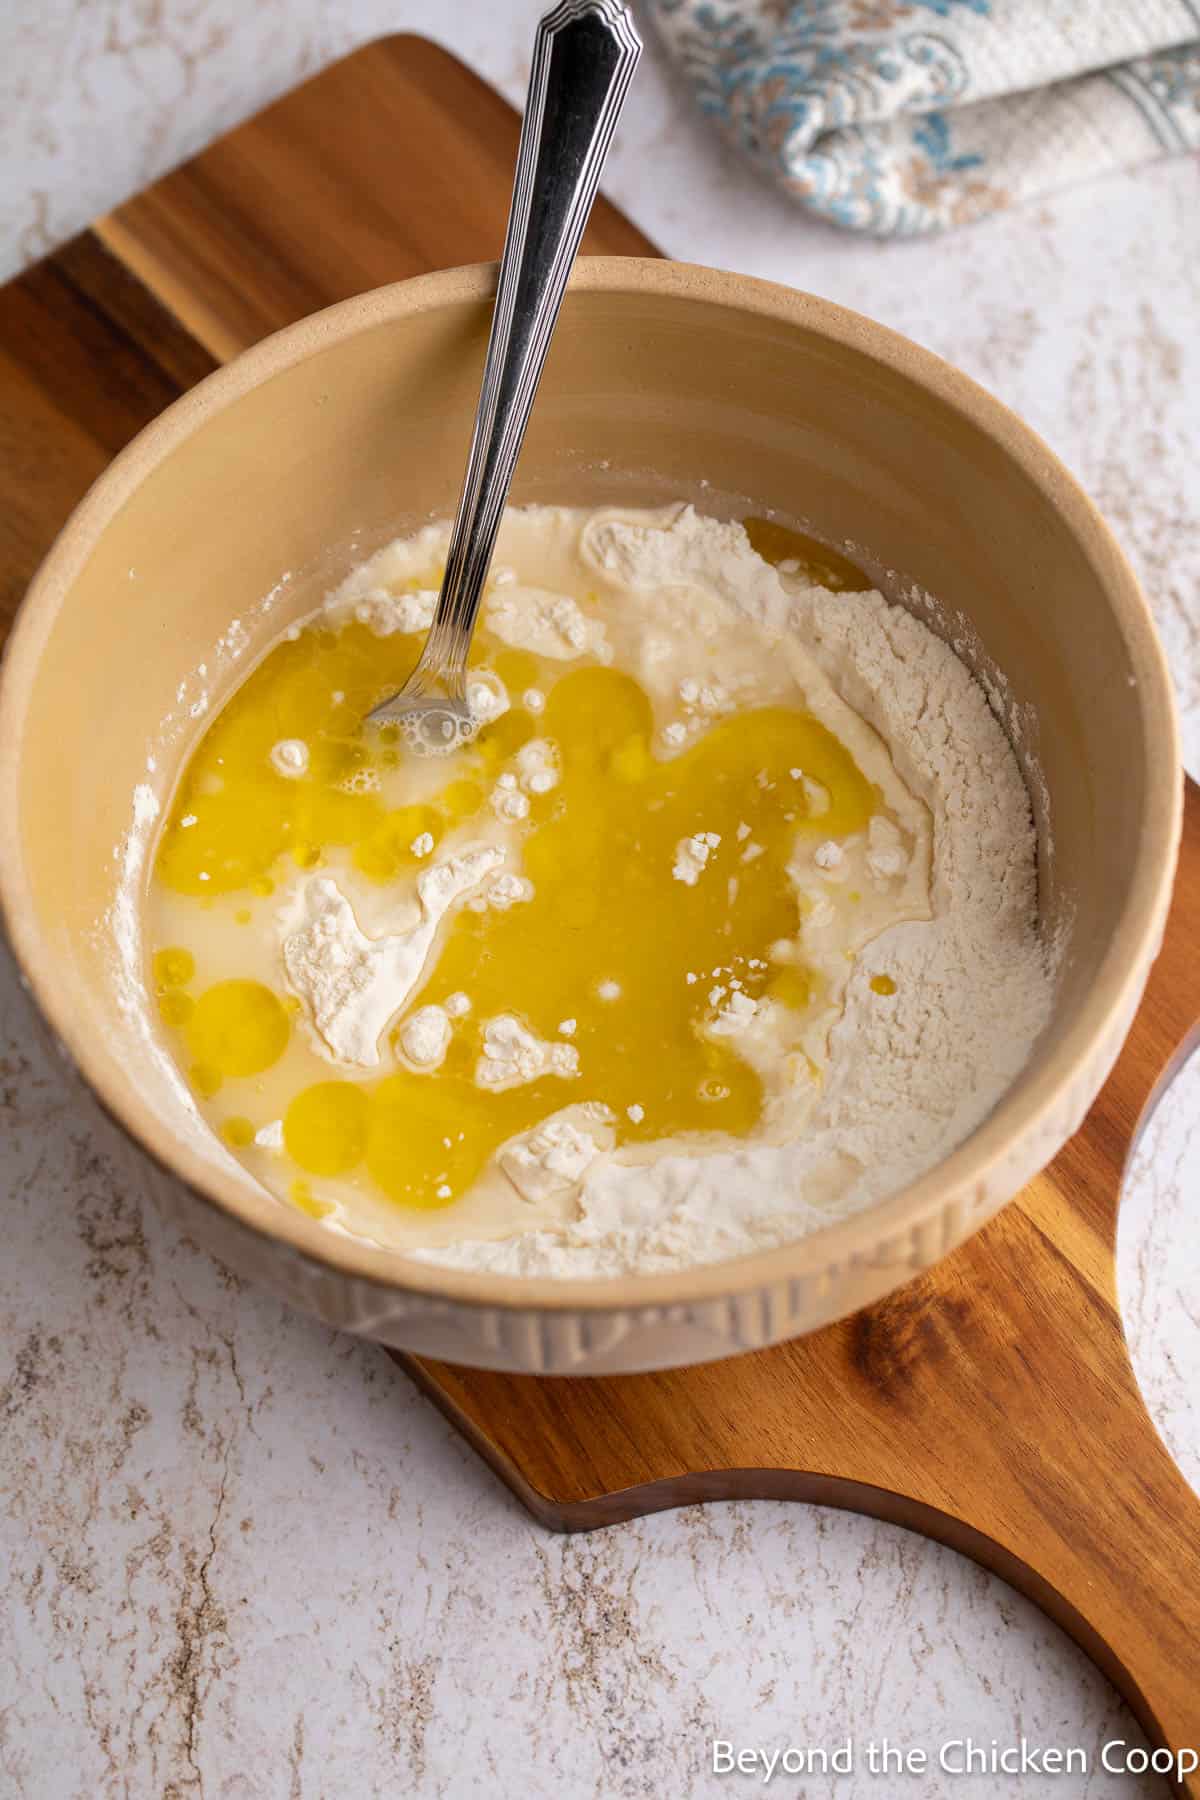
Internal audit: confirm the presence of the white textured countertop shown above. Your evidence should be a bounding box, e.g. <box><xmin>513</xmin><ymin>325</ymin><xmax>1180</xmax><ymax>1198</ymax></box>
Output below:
<box><xmin>2</xmin><ymin>4</ymin><xmax>1198</xmax><ymax>1795</ymax></box>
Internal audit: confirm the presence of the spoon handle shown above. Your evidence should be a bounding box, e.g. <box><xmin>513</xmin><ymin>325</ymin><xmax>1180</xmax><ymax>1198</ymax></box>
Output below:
<box><xmin>416</xmin><ymin>0</ymin><xmax>642</xmax><ymax>695</ymax></box>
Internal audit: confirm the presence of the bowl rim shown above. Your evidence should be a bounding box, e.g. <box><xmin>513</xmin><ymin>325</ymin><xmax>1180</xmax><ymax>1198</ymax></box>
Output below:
<box><xmin>0</xmin><ymin>256</ymin><xmax>1182</xmax><ymax>1313</ymax></box>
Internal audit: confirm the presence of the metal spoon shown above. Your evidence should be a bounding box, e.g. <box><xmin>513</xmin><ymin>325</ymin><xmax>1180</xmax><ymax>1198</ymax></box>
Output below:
<box><xmin>368</xmin><ymin>0</ymin><xmax>642</xmax><ymax>753</ymax></box>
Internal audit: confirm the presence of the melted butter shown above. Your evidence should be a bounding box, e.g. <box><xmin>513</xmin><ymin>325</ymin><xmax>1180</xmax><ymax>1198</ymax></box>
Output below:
<box><xmin>157</xmin><ymin>619</ymin><xmax>426</xmax><ymax>896</ymax></box>
<box><xmin>364</xmin><ymin>667</ymin><xmax>876</xmax><ymax>1210</ymax></box>
<box><xmin>289</xmin><ymin>1178</ymin><xmax>332</xmax><ymax>1220</ymax></box>
<box><xmin>152</xmin><ymin>539</ymin><xmax>885</xmax><ymax>1218</ymax></box>
<box><xmin>742</xmin><ymin>517</ymin><xmax>870</xmax><ymax>592</ymax></box>
<box><xmin>185</xmin><ymin>978</ymin><xmax>290</xmax><ymax>1089</ymax></box>
<box><xmin>153</xmin><ymin>946</ymin><xmax>195</xmax><ymax>988</ymax></box>
<box><xmin>285</xmin><ymin>1081</ymin><xmax>369</xmax><ymax>1176</ymax></box>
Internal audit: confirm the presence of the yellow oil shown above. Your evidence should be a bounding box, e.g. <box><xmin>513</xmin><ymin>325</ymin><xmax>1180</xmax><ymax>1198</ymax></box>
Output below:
<box><xmin>742</xmin><ymin>517</ymin><xmax>871</xmax><ymax>592</ymax></box>
<box><xmin>185</xmin><ymin>978</ymin><xmax>291</xmax><ymax>1084</ymax></box>
<box><xmin>152</xmin><ymin>537</ymin><xmax>882</xmax><ymax>1217</ymax></box>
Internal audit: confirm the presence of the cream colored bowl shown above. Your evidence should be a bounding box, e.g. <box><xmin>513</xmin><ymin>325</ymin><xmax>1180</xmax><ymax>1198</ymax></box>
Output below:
<box><xmin>0</xmin><ymin>261</ymin><xmax>1180</xmax><ymax>1374</ymax></box>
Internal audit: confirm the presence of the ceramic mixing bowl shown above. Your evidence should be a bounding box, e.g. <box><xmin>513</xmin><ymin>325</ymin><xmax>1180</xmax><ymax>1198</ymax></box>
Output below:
<box><xmin>0</xmin><ymin>261</ymin><xmax>1180</xmax><ymax>1374</ymax></box>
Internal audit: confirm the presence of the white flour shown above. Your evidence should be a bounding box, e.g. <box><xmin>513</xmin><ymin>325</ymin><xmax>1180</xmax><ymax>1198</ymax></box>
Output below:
<box><xmin>269</xmin><ymin>738</ymin><xmax>309</xmax><ymax>778</ymax></box>
<box><xmin>397</xmin><ymin>1004</ymin><xmax>452</xmax><ymax>1070</ymax></box>
<box><xmin>475</xmin><ymin>1015</ymin><xmax>581</xmax><ymax>1092</ymax></box>
<box><xmin>499</xmin><ymin>1105</ymin><xmax>617</xmax><ymax>1203</ymax></box>
<box><xmin>413</xmin><ymin>506</ymin><xmax>1054</xmax><ymax>1277</ymax></box>
<box><xmin>487</xmin><ymin>586</ymin><xmax>608</xmax><ymax>661</ymax></box>
<box><xmin>139</xmin><ymin>503</ymin><xmax>1053</xmax><ymax>1276</ymax></box>
<box><xmin>279</xmin><ymin>847</ymin><xmax>502</xmax><ymax>1067</ymax></box>
<box><xmin>673</xmin><ymin>831</ymin><xmax>721</xmax><ymax>886</ymax></box>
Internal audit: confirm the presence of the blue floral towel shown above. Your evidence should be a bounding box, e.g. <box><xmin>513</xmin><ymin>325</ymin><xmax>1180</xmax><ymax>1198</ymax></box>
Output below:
<box><xmin>648</xmin><ymin>0</ymin><xmax>1200</xmax><ymax>233</ymax></box>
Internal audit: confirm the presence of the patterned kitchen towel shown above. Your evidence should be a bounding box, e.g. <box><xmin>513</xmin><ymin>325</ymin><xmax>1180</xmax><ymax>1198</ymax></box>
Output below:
<box><xmin>648</xmin><ymin>0</ymin><xmax>1200</xmax><ymax>234</ymax></box>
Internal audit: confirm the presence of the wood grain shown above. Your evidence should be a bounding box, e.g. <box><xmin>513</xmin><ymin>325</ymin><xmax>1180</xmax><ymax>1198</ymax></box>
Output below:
<box><xmin>2</xmin><ymin>32</ymin><xmax>1197</xmax><ymax>1784</ymax></box>
<box><xmin>405</xmin><ymin>787</ymin><xmax>1200</xmax><ymax>1765</ymax></box>
<box><xmin>0</xmin><ymin>34</ymin><xmax>650</xmax><ymax>644</ymax></box>
<box><xmin>0</xmin><ymin>235</ymin><xmax>217</xmax><ymax>638</ymax></box>
<box><xmin>96</xmin><ymin>34</ymin><xmax>655</xmax><ymax>363</ymax></box>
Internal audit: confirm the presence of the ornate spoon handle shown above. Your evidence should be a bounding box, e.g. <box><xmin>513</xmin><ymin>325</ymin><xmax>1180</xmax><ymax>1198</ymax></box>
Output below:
<box><xmin>372</xmin><ymin>0</ymin><xmax>641</xmax><ymax>730</ymax></box>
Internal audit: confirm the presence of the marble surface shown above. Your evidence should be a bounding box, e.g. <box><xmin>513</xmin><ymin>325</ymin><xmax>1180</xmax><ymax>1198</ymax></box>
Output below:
<box><xmin>2</xmin><ymin>3</ymin><xmax>1199</xmax><ymax>1795</ymax></box>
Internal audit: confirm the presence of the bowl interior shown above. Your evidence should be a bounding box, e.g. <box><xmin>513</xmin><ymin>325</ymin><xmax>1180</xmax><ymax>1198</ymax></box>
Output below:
<box><xmin>0</xmin><ymin>266</ymin><xmax>1173</xmax><ymax>1292</ymax></box>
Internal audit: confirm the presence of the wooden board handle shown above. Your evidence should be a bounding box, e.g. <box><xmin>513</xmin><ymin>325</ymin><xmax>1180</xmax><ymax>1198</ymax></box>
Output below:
<box><xmin>412</xmin><ymin>1213</ymin><xmax>1200</xmax><ymax>1790</ymax></box>
<box><xmin>832</xmin><ymin>1226</ymin><xmax>1200</xmax><ymax>1791</ymax></box>
<box><xmin>983</xmin><ymin>782</ymin><xmax>1200</xmax><ymax>1787</ymax></box>
<box><xmin>405</xmin><ymin>786</ymin><xmax>1200</xmax><ymax>1788</ymax></box>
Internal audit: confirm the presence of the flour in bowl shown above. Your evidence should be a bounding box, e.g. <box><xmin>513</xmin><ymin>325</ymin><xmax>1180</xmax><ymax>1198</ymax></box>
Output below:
<box><xmin>145</xmin><ymin>504</ymin><xmax>1053</xmax><ymax>1274</ymax></box>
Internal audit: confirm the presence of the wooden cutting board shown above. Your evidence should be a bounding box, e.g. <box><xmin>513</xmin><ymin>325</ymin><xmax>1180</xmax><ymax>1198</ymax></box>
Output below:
<box><xmin>2</xmin><ymin>34</ymin><xmax>1198</xmax><ymax>1786</ymax></box>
